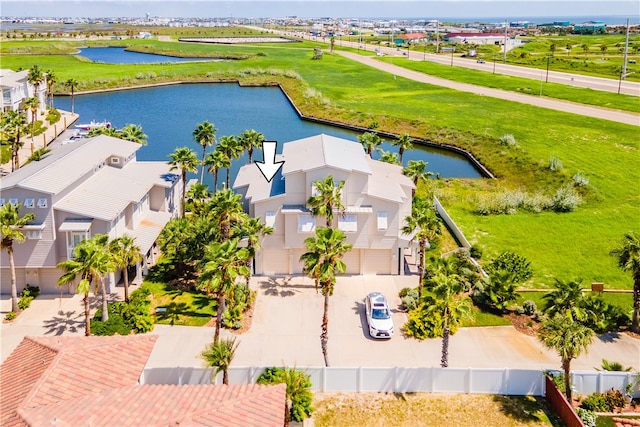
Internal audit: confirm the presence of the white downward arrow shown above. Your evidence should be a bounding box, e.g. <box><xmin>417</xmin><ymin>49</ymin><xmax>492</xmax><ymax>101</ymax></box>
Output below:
<box><xmin>255</xmin><ymin>140</ymin><xmax>285</xmax><ymax>183</ymax></box>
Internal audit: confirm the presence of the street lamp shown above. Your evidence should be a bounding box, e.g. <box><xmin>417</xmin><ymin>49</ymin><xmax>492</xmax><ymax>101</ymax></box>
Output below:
<box><xmin>450</xmin><ymin>43</ymin><xmax>455</xmax><ymax>66</ymax></box>
<box><xmin>493</xmin><ymin>53</ymin><xmax>496</xmax><ymax>74</ymax></box>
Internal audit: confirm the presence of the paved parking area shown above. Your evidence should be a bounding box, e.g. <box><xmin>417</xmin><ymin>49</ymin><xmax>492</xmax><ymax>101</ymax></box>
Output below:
<box><xmin>2</xmin><ymin>275</ymin><xmax>639</xmax><ymax>371</ymax></box>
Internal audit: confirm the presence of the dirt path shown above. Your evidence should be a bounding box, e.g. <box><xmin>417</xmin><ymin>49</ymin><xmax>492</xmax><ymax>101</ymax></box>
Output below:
<box><xmin>335</xmin><ymin>51</ymin><xmax>640</xmax><ymax>127</ymax></box>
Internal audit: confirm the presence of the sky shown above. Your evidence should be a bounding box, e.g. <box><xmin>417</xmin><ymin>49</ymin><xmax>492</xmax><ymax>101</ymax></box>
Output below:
<box><xmin>1</xmin><ymin>0</ymin><xmax>639</xmax><ymax>20</ymax></box>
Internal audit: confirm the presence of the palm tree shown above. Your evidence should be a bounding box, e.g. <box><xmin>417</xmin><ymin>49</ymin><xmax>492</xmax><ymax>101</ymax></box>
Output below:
<box><xmin>185</xmin><ymin>182</ymin><xmax>211</xmax><ymax>215</ymax></box>
<box><xmin>549</xmin><ymin>43</ymin><xmax>557</xmax><ymax>56</ymax></box>
<box><xmin>168</xmin><ymin>146</ymin><xmax>199</xmax><ymax>216</ymax></box>
<box><xmin>543</xmin><ymin>279</ymin><xmax>587</xmax><ymax>322</ymax></box>
<box><xmin>0</xmin><ymin>203</ymin><xmax>35</xmax><ymax>313</ymax></box>
<box><xmin>119</xmin><ymin>124</ymin><xmax>148</xmax><ymax>145</ymax></box>
<box><xmin>300</xmin><ymin>227</ymin><xmax>352</xmax><ymax>367</ymax></box>
<box><xmin>204</xmin><ymin>149</ymin><xmax>230</xmax><ymax>193</ymax></box>
<box><xmin>201</xmin><ymin>337</ymin><xmax>239</xmax><ymax>385</ymax></box>
<box><xmin>198</xmin><ymin>239</ymin><xmax>249</xmax><ymax>343</ymax></box>
<box><xmin>64</xmin><ymin>78</ymin><xmax>78</xmax><ymax>113</ymax></box>
<box><xmin>402</xmin><ymin>196</ymin><xmax>442</xmax><ymax>298</ymax></box>
<box><xmin>232</xmin><ymin>215</ymin><xmax>273</xmax><ymax>285</ymax></box>
<box><xmin>45</xmin><ymin>69</ymin><xmax>56</xmax><ymax>108</ymax></box>
<box><xmin>600</xmin><ymin>45</ymin><xmax>608</xmax><ymax>58</ymax></box>
<box><xmin>376</xmin><ymin>149</ymin><xmax>400</xmax><ymax>165</ymax></box>
<box><xmin>581</xmin><ymin>43</ymin><xmax>589</xmax><ymax>57</ymax></box>
<box><xmin>427</xmin><ymin>273</ymin><xmax>474</xmax><ymax>368</ymax></box>
<box><xmin>611</xmin><ymin>232</ymin><xmax>640</xmax><ymax>333</ymax></box>
<box><xmin>193</xmin><ymin>121</ymin><xmax>217</xmax><ymax>184</ymax></box>
<box><xmin>391</xmin><ymin>133</ymin><xmax>413</xmax><ymax>164</ymax></box>
<box><xmin>27</xmin><ymin>65</ymin><xmax>44</xmax><ymax>97</ymax></box>
<box><xmin>209</xmin><ymin>189</ymin><xmax>244</xmax><ymax>241</ymax></box>
<box><xmin>57</xmin><ymin>234</ymin><xmax>116</xmax><ymax>331</ymax></box>
<box><xmin>538</xmin><ymin>315</ymin><xmax>594</xmax><ymax>402</ymax></box>
<box><xmin>402</xmin><ymin>160</ymin><xmax>433</xmax><ymax>198</ymax></box>
<box><xmin>218</xmin><ymin>135</ymin><xmax>243</xmax><ymax>187</ymax></box>
<box><xmin>157</xmin><ymin>218</ymin><xmax>193</xmax><ymax>277</ymax></box>
<box><xmin>1</xmin><ymin>110</ymin><xmax>28</xmax><ymax>172</ymax></box>
<box><xmin>565</xmin><ymin>43</ymin><xmax>572</xmax><ymax>56</ymax></box>
<box><xmin>109</xmin><ymin>235</ymin><xmax>142</xmax><ymax>303</ymax></box>
<box><xmin>24</xmin><ymin>97</ymin><xmax>39</xmax><ymax>143</ymax></box>
<box><xmin>238</xmin><ymin>129</ymin><xmax>265</xmax><ymax>163</ymax></box>
<box><xmin>358</xmin><ymin>132</ymin><xmax>382</xmax><ymax>157</ymax></box>
<box><xmin>307</xmin><ymin>175</ymin><xmax>345</xmax><ymax>227</ymax></box>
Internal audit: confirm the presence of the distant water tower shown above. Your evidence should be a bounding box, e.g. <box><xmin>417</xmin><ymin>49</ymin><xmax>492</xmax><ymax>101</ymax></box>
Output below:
<box><xmin>145</xmin><ymin>12</ymin><xmax>150</xmax><ymax>21</ymax></box>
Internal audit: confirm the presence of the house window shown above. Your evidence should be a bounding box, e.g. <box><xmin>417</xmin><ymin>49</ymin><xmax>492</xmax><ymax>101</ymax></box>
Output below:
<box><xmin>26</xmin><ymin>230</ymin><xmax>42</xmax><ymax>239</ymax></box>
<box><xmin>298</xmin><ymin>215</ymin><xmax>315</xmax><ymax>233</ymax></box>
<box><xmin>68</xmin><ymin>231</ymin><xmax>89</xmax><ymax>259</ymax></box>
<box><xmin>265</xmin><ymin>211</ymin><xmax>276</xmax><ymax>228</ymax></box>
<box><xmin>9</xmin><ymin>198</ymin><xmax>18</xmax><ymax>206</ymax></box>
<box><xmin>377</xmin><ymin>212</ymin><xmax>388</xmax><ymax>230</ymax></box>
<box><xmin>24</xmin><ymin>198</ymin><xmax>35</xmax><ymax>208</ymax></box>
<box><xmin>338</xmin><ymin>215</ymin><xmax>357</xmax><ymax>233</ymax></box>
<box><xmin>111</xmin><ymin>157</ymin><xmax>120</xmax><ymax>164</ymax></box>
<box><xmin>37</xmin><ymin>198</ymin><xmax>48</xmax><ymax>208</ymax></box>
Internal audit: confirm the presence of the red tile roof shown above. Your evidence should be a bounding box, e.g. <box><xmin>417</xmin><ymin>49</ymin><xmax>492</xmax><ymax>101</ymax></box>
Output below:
<box><xmin>1</xmin><ymin>335</ymin><xmax>285</xmax><ymax>426</ymax></box>
<box><xmin>21</xmin><ymin>384</ymin><xmax>286</xmax><ymax>427</ymax></box>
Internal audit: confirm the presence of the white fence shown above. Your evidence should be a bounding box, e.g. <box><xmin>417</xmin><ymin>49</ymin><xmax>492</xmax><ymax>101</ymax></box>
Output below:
<box><xmin>139</xmin><ymin>366</ymin><xmax>640</xmax><ymax>398</ymax></box>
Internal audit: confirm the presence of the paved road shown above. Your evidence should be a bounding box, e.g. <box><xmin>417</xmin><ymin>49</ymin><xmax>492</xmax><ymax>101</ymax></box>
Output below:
<box><xmin>334</xmin><ymin>51</ymin><xmax>640</xmax><ymax>127</ymax></box>
<box><xmin>3</xmin><ymin>275</ymin><xmax>639</xmax><ymax>371</ymax></box>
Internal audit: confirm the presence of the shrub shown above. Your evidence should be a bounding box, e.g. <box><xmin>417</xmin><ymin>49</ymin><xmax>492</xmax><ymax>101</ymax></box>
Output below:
<box><xmin>91</xmin><ymin>314</ymin><xmax>131</xmax><ymax>336</ymax></box>
<box><xmin>399</xmin><ymin>287</ymin><xmax>414</xmax><ymax>298</ymax></box>
<box><xmin>257</xmin><ymin>367</ymin><xmax>314</xmax><ymax>422</ymax></box>
<box><xmin>580</xmin><ymin>392</ymin><xmax>610</xmax><ymax>412</ymax></box>
<box><xmin>498</xmin><ymin>134</ymin><xmax>518</xmax><ymax>147</ymax></box>
<box><xmin>576</xmin><ymin>408</ymin><xmax>596</xmax><ymax>427</ymax></box>
<box><xmin>485</xmin><ymin>251</ymin><xmax>533</xmax><ymax>283</ymax></box>
<box><xmin>522</xmin><ymin>300</ymin><xmax>537</xmax><ymax>316</ymax></box>
<box><xmin>403</xmin><ymin>302</ymin><xmax>446</xmax><ymax>340</ymax></box>
<box><xmin>46</xmin><ymin>108</ymin><xmax>60</xmax><ymax>124</ymax></box>
<box><xmin>572</xmin><ymin>172</ymin><xmax>590</xmax><ymax>187</ymax></box>
<box><xmin>469</xmin><ymin>245</ymin><xmax>483</xmax><ymax>259</ymax></box>
<box><xmin>548</xmin><ymin>156</ymin><xmax>563</xmax><ymax>171</ymax></box>
<box><xmin>400</xmin><ymin>288</ymin><xmax>419</xmax><ymax>311</ymax></box>
<box><xmin>603</xmin><ymin>388</ymin><xmax>627</xmax><ymax>411</ymax></box>
<box><xmin>550</xmin><ymin>185</ymin><xmax>581</xmax><ymax>212</ymax></box>
<box><xmin>18</xmin><ymin>285</ymin><xmax>40</xmax><ymax>310</ymax></box>
<box><xmin>4</xmin><ymin>311</ymin><xmax>17</xmax><ymax>321</ymax></box>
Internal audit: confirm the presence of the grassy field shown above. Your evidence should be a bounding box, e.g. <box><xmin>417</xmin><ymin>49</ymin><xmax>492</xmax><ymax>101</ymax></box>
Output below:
<box><xmin>312</xmin><ymin>392</ymin><xmax>563</xmax><ymax>427</ymax></box>
<box><xmin>2</xmin><ymin>35</ymin><xmax>638</xmax><ymax>292</ymax></box>
<box><xmin>142</xmin><ymin>280</ymin><xmax>216</xmax><ymax>327</ymax></box>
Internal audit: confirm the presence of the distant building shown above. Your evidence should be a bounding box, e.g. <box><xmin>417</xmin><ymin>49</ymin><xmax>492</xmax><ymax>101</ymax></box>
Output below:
<box><xmin>394</xmin><ymin>33</ymin><xmax>427</xmax><ymax>45</ymax></box>
<box><xmin>574</xmin><ymin>21</ymin><xmax>606</xmax><ymax>32</ymax></box>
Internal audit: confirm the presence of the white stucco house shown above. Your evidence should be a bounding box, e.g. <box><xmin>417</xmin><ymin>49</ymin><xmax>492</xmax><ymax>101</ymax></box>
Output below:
<box><xmin>0</xmin><ymin>68</ymin><xmax>47</xmax><ymax>118</ymax></box>
<box><xmin>0</xmin><ymin>135</ymin><xmax>181</xmax><ymax>294</ymax></box>
<box><xmin>233</xmin><ymin>134</ymin><xmax>415</xmax><ymax>276</ymax></box>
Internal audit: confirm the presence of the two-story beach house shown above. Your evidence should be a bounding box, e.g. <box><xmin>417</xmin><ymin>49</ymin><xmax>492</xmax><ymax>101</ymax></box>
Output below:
<box><xmin>0</xmin><ymin>68</ymin><xmax>47</xmax><ymax>117</ymax></box>
<box><xmin>0</xmin><ymin>135</ymin><xmax>181</xmax><ymax>294</ymax></box>
<box><xmin>233</xmin><ymin>134</ymin><xmax>415</xmax><ymax>276</ymax></box>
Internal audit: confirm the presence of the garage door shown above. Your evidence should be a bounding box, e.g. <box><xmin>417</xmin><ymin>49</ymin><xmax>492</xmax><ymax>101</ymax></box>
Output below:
<box><xmin>362</xmin><ymin>249</ymin><xmax>392</xmax><ymax>275</ymax></box>
<box><xmin>342</xmin><ymin>249</ymin><xmax>361</xmax><ymax>275</ymax></box>
<box><xmin>292</xmin><ymin>249</ymin><xmax>307</xmax><ymax>274</ymax></box>
<box><xmin>262</xmin><ymin>249</ymin><xmax>289</xmax><ymax>275</ymax></box>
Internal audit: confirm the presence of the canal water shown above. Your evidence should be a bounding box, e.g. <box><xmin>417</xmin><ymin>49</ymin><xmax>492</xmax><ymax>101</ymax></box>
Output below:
<box><xmin>55</xmin><ymin>83</ymin><xmax>482</xmax><ymax>190</ymax></box>
<box><xmin>76</xmin><ymin>47</ymin><xmax>218</xmax><ymax>64</ymax></box>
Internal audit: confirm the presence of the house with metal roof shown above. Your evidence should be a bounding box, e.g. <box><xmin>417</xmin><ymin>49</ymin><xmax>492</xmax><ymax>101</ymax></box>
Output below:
<box><xmin>0</xmin><ymin>134</ymin><xmax>181</xmax><ymax>294</ymax></box>
<box><xmin>233</xmin><ymin>134</ymin><xmax>415</xmax><ymax>276</ymax></box>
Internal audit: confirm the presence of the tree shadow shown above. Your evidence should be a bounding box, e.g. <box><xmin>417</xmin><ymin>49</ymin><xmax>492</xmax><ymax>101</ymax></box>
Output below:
<box><xmin>258</xmin><ymin>276</ymin><xmax>314</xmax><ymax>297</ymax></box>
<box><xmin>155</xmin><ymin>301</ymin><xmax>213</xmax><ymax>326</ymax></box>
<box><xmin>42</xmin><ymin>309</ymin><xmax>84</xmax><ymax>336</ymax></box>
<box><xmin>492</xmin><ymin>395</ymin><xmax>564</xmax><ymax>427</ymax></box>
<box><xmin>597</xmin><ymin>332</ymin><xmax>620</xmax><ymax>343</ymax></box>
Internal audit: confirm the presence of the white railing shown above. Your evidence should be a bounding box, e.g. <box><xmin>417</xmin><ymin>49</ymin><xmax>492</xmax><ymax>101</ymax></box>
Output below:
<box><xmin>139</xmin><ymin>366</ymin><xmax>640</xmax><ymax>398</ymax></box>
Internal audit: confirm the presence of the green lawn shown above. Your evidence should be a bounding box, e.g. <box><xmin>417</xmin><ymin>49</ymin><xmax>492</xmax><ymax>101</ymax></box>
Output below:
<box><xmin>3</xmin><ymin>36</ymin><xmax>638</xmax><ymax>292</ymax></box>
<box><xmin>142</xmin><ymin>279</ymin><xmax>216</xmax><ymax>327</ymax></box>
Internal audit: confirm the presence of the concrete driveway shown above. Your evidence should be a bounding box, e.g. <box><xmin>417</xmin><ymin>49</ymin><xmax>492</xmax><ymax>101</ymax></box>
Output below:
<box><xmin>2</xmin><ymin>275</ymin><xmax>639</xmax><ymax>371</ymax></box>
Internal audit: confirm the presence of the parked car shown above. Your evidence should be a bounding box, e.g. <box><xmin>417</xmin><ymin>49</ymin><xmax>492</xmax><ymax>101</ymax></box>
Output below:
<box><xmin>365</xmin><ymin>292</ymin><xmax>394</xmax><ymax>339</ymax></box>
<box><xmin>477</xmin><ymin>59</ymin><xmax>486</xmax><ymax>64</ymax></box>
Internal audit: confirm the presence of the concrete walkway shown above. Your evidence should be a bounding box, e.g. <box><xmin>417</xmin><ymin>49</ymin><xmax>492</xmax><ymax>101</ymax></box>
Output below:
<box><xmin>335</xmin><ymin>51</ymin><xmax>640</xmax><ymax>127</ymax></box>
<box><xmin>0</xmin><ymin>110</ymin><xmax>78</xmax><ymax>175</ymax></box>
<box><xmin>2</xmin><ymin>275</ymin><xmax>639</xmax><ymax>372</ymax></box>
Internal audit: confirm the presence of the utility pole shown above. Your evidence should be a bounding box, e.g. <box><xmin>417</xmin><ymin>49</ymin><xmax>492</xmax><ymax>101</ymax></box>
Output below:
<box><xmin>545</xmin><ymin>55</ymin><xmax>550</xmax><ymax>83</ymax></box>
<box><xmin>619</xmin><ymin>18</ymin><xmax>631</xmax><ymax>94</ymax></box>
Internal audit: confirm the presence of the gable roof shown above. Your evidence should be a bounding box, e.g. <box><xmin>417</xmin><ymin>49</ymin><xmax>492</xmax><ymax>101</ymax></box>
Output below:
<box><xmin>366</xmin><ymin>157</ymin><xmax>414</xmax><ymax>203</ymax></box>
<box><xmin>1</xmin><ymin>335</ymin><xmax>157</xmax><ymax>427</ymax></box>
<box><xmin>1</xmin><ymin>335</ymin><xmax>285</xmax><ymax>427</ymax></box>
<box><xmin>0</xmin><ymin>135</ymin><xmax>141</xmax><ymax>194</ymax></box>
<box><xmin>281</xmin><ymin>134</ymin><xmax>371</xmax><ymax>175</ymax></box>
